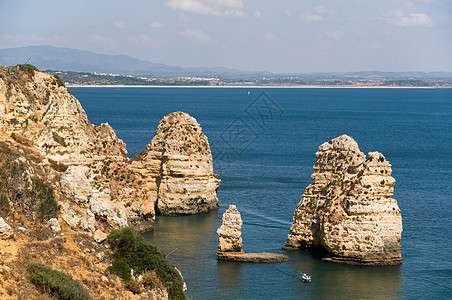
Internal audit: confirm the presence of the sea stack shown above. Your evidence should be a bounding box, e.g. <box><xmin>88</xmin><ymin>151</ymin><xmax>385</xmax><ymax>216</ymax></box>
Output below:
<box><xmin>217</xmin><ymin>205</ymin><xmax>244</xmax><ymax>253</ymax></box>
<box><xmin>284</xmin><ymin>135</ymin><xmax>403</xmax><ymax>266</ymax></box>
<box><xmin>217</xmin><ymin>205</ymin><xmax>288</xmax><ymax>263</ymax></box>
<box><xmin>132</xmin><ymin>111</ymin><xmax>220</xmax><ymax>216</ymax></box>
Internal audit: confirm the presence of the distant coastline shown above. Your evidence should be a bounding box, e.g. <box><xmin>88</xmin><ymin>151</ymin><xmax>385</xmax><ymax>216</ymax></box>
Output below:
<box><xmin>66</xmin><ymin>84</ymin><xmax>441</xmax><ymax>88</ymax></box>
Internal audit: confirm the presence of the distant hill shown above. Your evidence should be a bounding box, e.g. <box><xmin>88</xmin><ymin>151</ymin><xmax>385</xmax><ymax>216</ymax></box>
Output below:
<box><xmin>0</xmin><ymin>45</ymin><xmax>244</xmax><ymax>76</ymax></box>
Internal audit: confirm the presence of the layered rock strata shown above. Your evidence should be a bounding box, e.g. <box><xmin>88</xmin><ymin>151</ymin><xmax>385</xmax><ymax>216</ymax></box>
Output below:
<box><xmin>132</xmin><ymin>111</ymin><xmax>220</xmax><ymax>216</ymax></box>
<box><xmin>217</xmin><ymin>205</ymin><xmax>288</xmax><ymax>263</ymax></box>
<box><xmin>0</xmin><ymin>68</ymin><xmax>220</xmax><ymax>235</ymax></box>
<box><xmin>284</xmin><ymin>135</ymin><xmax>403</xmax><ymax>266</ymax></box>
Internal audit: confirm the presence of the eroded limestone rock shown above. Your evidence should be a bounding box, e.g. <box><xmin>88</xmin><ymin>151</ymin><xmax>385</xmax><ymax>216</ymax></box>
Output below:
<box><xmin>284</xmin><ymin>135</ymin><xmax>403</xmax><ymax>266</ymax></box>
<box><xmin>0</xmin><ymin>218</ymin><xmax>13</xmax><ymax>239</ymax></box>
<box><xmin>1</xmin><ymin>70</ymin><xmax>221</xmax><ymax>235</ymax></box>
<box><xmin>132</xmin><ymin>111</ymin><xmax>221</xmax><ymax>216</ymax></box>
<box><xmin>217</xmin><ymin>205</ymin><xmax>243</xmax><ymax>253</ymax></box>
<box><xmin>217</xmin><ymin>205</ymin><xmax>288</xmax><ymax>263</ymax></box>
<box><xmin>47</xmin><ymin>218</ymin><xmax>61</xmax><ymax>233</ymax></box>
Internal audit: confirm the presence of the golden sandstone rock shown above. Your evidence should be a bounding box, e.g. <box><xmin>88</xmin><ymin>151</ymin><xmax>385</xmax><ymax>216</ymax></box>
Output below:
<box><xmin>217</xmin><ymin>205</ymin><xmax>288</xmax><ymax>263</ymax></box>
<box><xmin>0</xmin><ymin>69</ymin><xmax>220</xmax><ymax>234</ymax></box>
<box><xmin>132</xmin><ymin>111</ymin><xmax>220</xmax><ymax>216</ymax></box>
<box><xmin>284</xmin><ymin>135</ymin><xmax>403</xmax><ymax>266</ymax></box>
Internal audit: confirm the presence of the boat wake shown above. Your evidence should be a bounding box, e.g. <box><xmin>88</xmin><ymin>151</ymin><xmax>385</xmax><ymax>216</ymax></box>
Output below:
<box><xmin>240</xmin><ymin>208</ymin><xmax>292</xmax><ymax>229</ymax></box>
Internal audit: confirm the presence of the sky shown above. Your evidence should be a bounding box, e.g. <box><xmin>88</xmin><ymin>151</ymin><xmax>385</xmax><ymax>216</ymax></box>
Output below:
<box><xmin>0</xmin><ymin>0</ymin><xmax>451</xmax><ymax>73</ymax></box>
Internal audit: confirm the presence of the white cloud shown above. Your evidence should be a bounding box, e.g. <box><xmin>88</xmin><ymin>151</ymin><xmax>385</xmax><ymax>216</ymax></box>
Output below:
<box><xmin>396</xmin><ymin>13</ymin><xmax>433</xmax><ymax>27</ymax></box>
<box><xmin>150</xmin><ymin>21</ymin><xmax>164</xmax><ymax>28</ymax></box>
<box><xmin>263</xmin><ymin>33</ymin><xmax>278</xmax><ymax>42</ymax></box>
<box><xmin>166</xmin><ymin>0</ymin><xmax>245</xmax><ymax>16</ymax></box>
<box><xmin>180</xmin><ymin>28</ymin><xmax>213</xmax><ymax>42</ymax></box>
<box><xmin>302</xmin><ymin>13</ymin><xmax>323</xmax><ymax>22</ymax></box>
<box><xmin>323</xmin><ymin>31</ymin><xmax>346</xmax><ymax>39</ymax></box>
<box><xmin>284</xmin><ymin>9</ymin><xmax>292</xmax><ymax>17</ymax></box>
<box><xmin>314</xmin><ymin>6</ymin><xmax>331</xmax><ymax>14</ymax></box>
<box><xmin>113</xmin><ymin>21</ymin><xmax>127</xmax><ymax>29</ymax></box>
<box><xmin>88</xmin><ymin>34</ymin><xmax>117</xmax><ymax>48</ymax></box>
<box><xmin>127</xmin><ymin>34</ymin><xmax>160</xmax><ymax>48</ymax></box>
<box><xmin>380</xmin><ymin>10</ymin><xmax>433</xmax><ymax>28</ymax></box>
<box><xmin>301</xmin><ymin>6</ymin><xmax>332</xmax><ymax>22</ymax></box>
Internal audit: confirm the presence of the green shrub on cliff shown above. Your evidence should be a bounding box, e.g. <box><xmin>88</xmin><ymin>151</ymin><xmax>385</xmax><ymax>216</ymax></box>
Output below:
<box><xmin>107</xmin><ymin>227</ymin><xmax>187</xmax><ymax>300</ymax></box>
<box><xmin>0</xmin><ymin>160</ymin><xmax>59</xmax><ymax>220</ymax></box>
<box><xmin>17</xmin><ymin>64</ymin><xmax>39</xmax><ymax>75</ymax></box>
<box><xmin>28</xmin><ymin>262</ymin><xmax>92</xmax><ymax>300</ymax></box>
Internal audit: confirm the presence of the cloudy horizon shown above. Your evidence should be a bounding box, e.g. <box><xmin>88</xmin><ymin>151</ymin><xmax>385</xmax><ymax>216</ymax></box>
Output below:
<box><xmin>1</xmin><ymin>0</ymin><xmax>451</xmax><ymax>73</ymax></box>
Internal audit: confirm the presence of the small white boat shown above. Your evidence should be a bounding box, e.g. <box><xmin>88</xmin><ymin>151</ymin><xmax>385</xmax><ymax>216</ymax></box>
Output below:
<box><xmin>301</xmin><ymin>273</ymin><xmax>311</xmax><ymax>282</ymax></box>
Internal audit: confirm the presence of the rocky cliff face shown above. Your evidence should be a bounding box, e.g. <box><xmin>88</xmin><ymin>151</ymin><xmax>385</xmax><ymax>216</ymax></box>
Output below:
<box><xmin>0</xmin><ymin>67</ymin><xmax>220</xmax><ymax>235</ymax></box>
<box><xmin>284</xmin><ymin>135</ymin><xmax>403</xmax><ymax>266</ymax></box>
<box><xmin>132</xmin><ymin>111</ymin><xmax>220</xmax><ymax>216</ymax></box>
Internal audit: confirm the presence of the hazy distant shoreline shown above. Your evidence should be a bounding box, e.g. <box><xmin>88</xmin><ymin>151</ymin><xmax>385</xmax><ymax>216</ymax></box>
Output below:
<box><xmin>66</xmin><ymin>84</ymin><xmax>441</xmax><ymax>89</ymax></box>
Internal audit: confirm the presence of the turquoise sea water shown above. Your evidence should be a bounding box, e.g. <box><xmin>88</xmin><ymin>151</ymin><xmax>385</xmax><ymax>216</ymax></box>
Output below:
<box><xmin>70</xmin><ymin>87</ymin><xmax>452</xmax><ymax>299</ymax></box>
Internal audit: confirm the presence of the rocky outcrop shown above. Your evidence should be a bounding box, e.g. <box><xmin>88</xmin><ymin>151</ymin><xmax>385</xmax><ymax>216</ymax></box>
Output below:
<box><xmin>217</xmin><ymin>205</ymin><xmax>288</xmax><ymax>263</ymax></box>
<box><xmin>284</xmin><ymin>135</ymin><xmax>403</xmax><ymax>266</ymax></box>
<box><xmin>0</xmin><ymin>217</ymin><xmax>13</xmax><ymax>239</ymax></box>
<box><xmin>0</xmin><ymin>67</ymin><xmax>221</xmax><ymax>234</ymax></box>
<box><xmin>132</xmin><ymin>111</ymin><xmax>220</xmax><ymax>216</ymax></box>
<box><xmin>217</xmin><ymin>205</ymin><xmax>243</xmax><ymax>253</ymax></box>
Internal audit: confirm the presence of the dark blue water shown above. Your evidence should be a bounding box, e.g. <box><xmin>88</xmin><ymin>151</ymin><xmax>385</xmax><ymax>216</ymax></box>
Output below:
<box><xmin>70</xmin><ymin>87</ymin><xmax>452</xmax><ymax>299</ymax></box>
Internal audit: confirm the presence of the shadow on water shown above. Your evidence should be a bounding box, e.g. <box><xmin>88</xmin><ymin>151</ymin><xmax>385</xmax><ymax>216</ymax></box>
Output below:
<box><xmin>216</xmin><ymin>261</ymin><xmax>244</xmax><ymax>299</ymax></box>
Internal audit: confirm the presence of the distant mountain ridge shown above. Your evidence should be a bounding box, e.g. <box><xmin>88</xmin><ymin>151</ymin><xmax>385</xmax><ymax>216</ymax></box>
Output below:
<box><xmin>0</xmin><ymin>45</ymin><xmax>245</xmax><ymax>76</ymax></box>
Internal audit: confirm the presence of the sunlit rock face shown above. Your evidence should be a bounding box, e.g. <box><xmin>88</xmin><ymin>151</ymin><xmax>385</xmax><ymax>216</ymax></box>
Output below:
<box><xmin>284</xmin><ymin>135</ymin><xmax>402</xmax><ymax>266</ymax></box>
<box><xmin>1</xmin><ymin>69</ymin><xmax>220</xmax><ymax>233</ymax></box>
<box><xmin>132</xmin><ymin>111</ymin><xmax>220</xmax><ymax>216</ymax></box>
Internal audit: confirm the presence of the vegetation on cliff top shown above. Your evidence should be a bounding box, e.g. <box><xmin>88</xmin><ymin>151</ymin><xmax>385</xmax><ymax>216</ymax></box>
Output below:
<box><xmin>108</xmin><ymin>227</ymin><xmax>187</xmax><ymax>299</ymax></box>
<box><xmin>28</xmin><ymin>262</ymin><xmax>92</xmax><ymax>300</ymax></box>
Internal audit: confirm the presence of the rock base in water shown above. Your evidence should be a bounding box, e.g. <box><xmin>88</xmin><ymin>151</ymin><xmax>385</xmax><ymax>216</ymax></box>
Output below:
<box><xmin>284</xmin><ymin>134</ymin><xmax>403</xmax><ymax>266</ymax></box>
<box><xmin>217</xmin><ymin>205</ymin><xmax>288</xmax><ymax>263</ymax></box>
<box><xmin>217</xmin><ymin>252</ymin><xmax>288</xmax><ymax>263</ymax></box>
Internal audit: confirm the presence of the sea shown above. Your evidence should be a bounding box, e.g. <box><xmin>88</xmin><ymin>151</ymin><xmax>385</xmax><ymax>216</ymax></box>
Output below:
<box><xmin>69</xmin><ymin>87</ymin><xmax>452</xmax><ymax>299</ymax></box>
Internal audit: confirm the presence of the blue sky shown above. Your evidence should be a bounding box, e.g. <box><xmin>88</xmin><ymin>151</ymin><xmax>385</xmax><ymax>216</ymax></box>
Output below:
<box><xmin>1</xmin><ymin>0</ymin><xmax>451</xmax><ymax>72</ymax></box>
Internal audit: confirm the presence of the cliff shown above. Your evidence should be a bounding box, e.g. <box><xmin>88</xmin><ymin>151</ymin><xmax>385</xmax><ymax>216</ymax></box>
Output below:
<box><xmin>0</xmin><ymin>132</ymin><xmax>175</xmax><ymax>299</ymax></box>
<box><xmin>0</xmin><ymin>66</ymin><xmax>220</xmax><ymax>235</ymax></box>
<box><xmin>284</xmin><ymin>135</ymin><xmax>403</xmax><ymax>266</ymax></box>
<box><xmin>0</xmin><ymin>65</ymin><xmax>219</xmax><ymax>299</ymax></box>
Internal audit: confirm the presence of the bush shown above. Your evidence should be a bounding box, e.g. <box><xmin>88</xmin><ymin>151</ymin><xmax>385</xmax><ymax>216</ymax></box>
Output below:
<box><xmin>124</xmin><ymin>279</ymin><xmax>141</xmax><ymax>294</ymax></box>
<box><xmin>141</xmin><ymin>270</ymin><xmax>163</xmax><ymax>289</ymax></box>
<box><xmin>0</xmin><ymin>161</ymin><xmax>58</xmax><ymax>220</ymax></box>
<box><xmin>108</xmin><ymin>227</ymin><xmax>187</xmax><ymax>300</ymax></box>
<box><xmin>107</xmin><ymin>258</ymin><xmax>131</xmax><ymax>281</ymax></box>
<box><xmin>28</xmin><ymin>262</ymin><xmax>92</xmax><ymax>300</ymax></box>
<box><xmin>53</xmin><ymin>74</ymin><xmax>65</xmax><ymax>87</ymax></box>
<box><xmin>32</xmin><ymin>179</ymin><xmax>59</xmax><ymax>221</ymax></box>
<box><xmin>17</xmin><ymin>64</ymin><xmax>39</xmax><ymax>74</ymax></box>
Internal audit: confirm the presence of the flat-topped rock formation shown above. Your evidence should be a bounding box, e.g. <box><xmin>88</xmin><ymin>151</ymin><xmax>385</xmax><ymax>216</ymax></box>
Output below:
<box><xmin>132</xmin><ymin>111</ymin><xmax>220</xmax><ymax>216</ymax></box>
<box><xmin>284</xmin><ymin>135</ymin><xmax>403</xmax><ymax>266</ymax></box>
<box><xmin>217</xmin><ymin>205</ymin><xmax>288</xmax><ymax>263</ymax></box>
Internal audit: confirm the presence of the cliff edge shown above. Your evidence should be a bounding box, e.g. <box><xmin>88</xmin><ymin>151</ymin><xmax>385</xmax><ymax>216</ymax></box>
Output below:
<box><xmin>0</xmin><ymin>66</ymin><xmax>220</xmax><ymax>235</ymax></box>
<box><xmin>284</xmin><ymin>135</ymin><xmax>403</xmax><ymax>266</ymax></box>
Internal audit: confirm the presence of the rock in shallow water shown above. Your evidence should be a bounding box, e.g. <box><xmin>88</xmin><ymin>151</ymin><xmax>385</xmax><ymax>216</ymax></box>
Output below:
<box><xmin>217</xmin><ymin>205</ymin><xmax>288</xmax><ymax>263</ymax></box>
<box><xmin>284</xmin><ymin>135</ymin><xmax>403</xmax><ymax>266</ymax></box>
